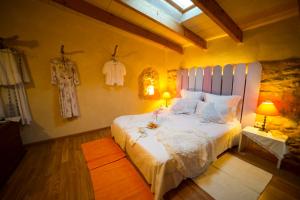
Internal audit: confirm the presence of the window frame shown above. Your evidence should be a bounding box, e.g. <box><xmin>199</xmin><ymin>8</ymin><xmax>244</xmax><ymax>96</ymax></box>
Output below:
<box><xmin>164</xmin><ymin>0</ymin><xmax>195</xmax><ymax>13</ymax></box>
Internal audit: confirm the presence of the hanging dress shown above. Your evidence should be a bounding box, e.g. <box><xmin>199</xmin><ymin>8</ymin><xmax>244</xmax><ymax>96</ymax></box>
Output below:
<box><xmin>50</xmin><ymin>58</ymin><xmax>80</xmax><ymax>118</ymax></box>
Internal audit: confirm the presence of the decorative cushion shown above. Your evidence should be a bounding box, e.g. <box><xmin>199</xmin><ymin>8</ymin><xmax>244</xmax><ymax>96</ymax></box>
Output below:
<box><xmin>170</xmin><ymin>98</ymin><xmax>199</xmax><ymax>114</ymax></box>
<box><xmin>204</xmin><ymin>93</ymin><xmax>241</xmax><ymax>121</ymax></box>
<box><xmin>195</xmin><ymin>102</ymin><xmax>225</xmax><ymax>123</ymax></box>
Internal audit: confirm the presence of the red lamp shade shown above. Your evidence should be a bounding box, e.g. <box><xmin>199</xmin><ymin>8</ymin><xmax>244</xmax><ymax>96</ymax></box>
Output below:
<box><xmin>256</xmin><ymin>101</ymin><xmax>279</xmax><ymax>116</ymax></box>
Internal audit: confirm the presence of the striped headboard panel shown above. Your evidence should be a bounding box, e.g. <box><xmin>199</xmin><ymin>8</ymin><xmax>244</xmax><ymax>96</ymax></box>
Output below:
<box><xmin>176</xmin><ymin>62</ymin><xmax>262</xmax><ymax>127</ymax></box>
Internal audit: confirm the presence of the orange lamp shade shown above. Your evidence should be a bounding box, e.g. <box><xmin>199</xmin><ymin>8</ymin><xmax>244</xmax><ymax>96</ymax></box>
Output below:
<box><xmin>256</xmin><ymin>101</ymin><xmax>279</xmax><ymax>116</ymax></box>
<box><xmin>162</xmin><ymin>91</ymin><xmax>171</xmax><ymax>99</ymax></box>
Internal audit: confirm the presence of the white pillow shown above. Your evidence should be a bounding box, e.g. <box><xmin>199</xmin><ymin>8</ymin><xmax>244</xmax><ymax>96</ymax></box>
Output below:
<box><xmin>195</xmin><ymin>101</ymin><xmax>206</xmax><ymax>114</ymax></box>
<box><xmin>170</xmin><ymin>98</ymin><xmax>199</xmax><ymax>114</ymax></box>
<box><xmin>181</xmin><ymin>89</ymin><xmax>203</xmax><ymax>100</ymax></box>
<box><xmin>196</xmin><ymin>102</ymin><xmax>225</xmax><ymax>123</ymax></box>
<box><xmin>204</xmin><ymin>93</ymin><xmax>241</xmax><ymax>121</ymax></box>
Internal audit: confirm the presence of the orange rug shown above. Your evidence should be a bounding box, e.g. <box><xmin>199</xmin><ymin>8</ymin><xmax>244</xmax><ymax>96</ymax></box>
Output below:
<box><xmin>90</xmin><ymin>158</ymin><xmax>153</xmax><ymax>200</ymax></box>
<box><xmin>81</xmin><ymin>138</ymin><xmax>126</xmax><ymax>170</ymax></box>
<box><xmin>81</xmin><ymin>138</ymin><xmax>153</xmax><ymax>200</ymax></box>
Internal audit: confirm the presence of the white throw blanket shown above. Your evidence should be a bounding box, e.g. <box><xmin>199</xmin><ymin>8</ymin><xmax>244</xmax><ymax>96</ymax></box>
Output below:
<box><xmin>112</xmin><ymin>111</ymin><xmax>240</xmax><ymax>200</ymax></box>
<box><xmin>156</xmin><ymin>127</ymin><xmax>212</xmax><ymax>178</ymax></box>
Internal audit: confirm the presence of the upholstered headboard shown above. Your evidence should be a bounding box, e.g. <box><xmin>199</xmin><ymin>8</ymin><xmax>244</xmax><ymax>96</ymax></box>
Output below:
<box><xmin>176</xmin><ymin>62</ymin><xmax>262</xmax><ymax>127</ymax></box>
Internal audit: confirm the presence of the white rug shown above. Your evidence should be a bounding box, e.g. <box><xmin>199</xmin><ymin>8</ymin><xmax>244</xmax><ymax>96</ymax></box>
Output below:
<box><xmin>193</xmin><ymin>153</ymin><xmax>272</xmax><ymax>200</ymax></box>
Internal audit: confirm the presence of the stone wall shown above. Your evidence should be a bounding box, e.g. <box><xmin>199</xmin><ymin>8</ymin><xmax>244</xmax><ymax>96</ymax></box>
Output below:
<box><xmin>258</xmin><ymin>58</ymin><xmax>300</xmax><ymax>161</ymax></box>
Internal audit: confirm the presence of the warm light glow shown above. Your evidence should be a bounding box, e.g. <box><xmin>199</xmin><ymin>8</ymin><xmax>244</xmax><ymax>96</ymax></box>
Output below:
<box><xmin>162</xmin><ymin>91</ymin><xmax>171</xmax><ymax>99</ymax></box>
<box><xmin>256</xmin><ymin>101</ymin><xmax>279</xmax><ymax>116</ymax></box>
<box><xmin>146</xmin><ymin>85</ymin><xmax>155</xmax><ymax>95</ymax></box>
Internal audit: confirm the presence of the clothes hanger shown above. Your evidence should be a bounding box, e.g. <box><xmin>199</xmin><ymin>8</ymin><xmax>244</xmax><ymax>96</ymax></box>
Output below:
<box><xmin>111</xmin><ymin>45</ymin><xmax>118</xmax><ymax>62</ymax></box>
<box><xmin>61</xmin><ymin>44</ymin><xmax>65</xmax><ymax>63</ymax></box>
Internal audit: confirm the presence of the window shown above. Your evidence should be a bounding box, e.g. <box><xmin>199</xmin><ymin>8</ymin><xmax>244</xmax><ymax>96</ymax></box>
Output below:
<box><xmin>165</xmin><ymin>0</ymin><xmax>195</xmax><ymax>13</ymax></box>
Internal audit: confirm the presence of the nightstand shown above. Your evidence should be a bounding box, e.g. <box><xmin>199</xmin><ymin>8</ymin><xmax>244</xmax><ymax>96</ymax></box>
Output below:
<box><xmin>238</xmin><ymin>126</ymin><xmax>288</xmax><ymax>169</ymax></box>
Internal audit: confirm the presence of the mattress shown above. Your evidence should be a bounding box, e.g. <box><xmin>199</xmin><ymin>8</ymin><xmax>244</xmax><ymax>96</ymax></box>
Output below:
<box><xmin>111</xmin><ymin>111</ymin><xmax>241</xmax><ymax>199</ymax></box>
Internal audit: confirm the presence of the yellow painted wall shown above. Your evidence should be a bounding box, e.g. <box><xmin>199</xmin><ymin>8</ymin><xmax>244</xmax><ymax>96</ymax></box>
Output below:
<box><xmin>1</xmin><ymin>0</ymin><xmax>299</xmax><ymax>144</ymax></box>
<box><xmin>183</xmin><ymin>16</ymin><xmax>300</xmax><ymax>67</ymax></box>
<box><xmin>0</xmin><ymin>0</ymin><xmax>183</xmax><ymax>144</ymax></box>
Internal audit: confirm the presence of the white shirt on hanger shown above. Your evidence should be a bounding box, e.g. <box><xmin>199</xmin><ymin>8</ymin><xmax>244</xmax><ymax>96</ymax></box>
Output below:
<box><xmin>102</xmin><ymin>60</ymin><xmax>126</xmax><ymax>86</ymax></box>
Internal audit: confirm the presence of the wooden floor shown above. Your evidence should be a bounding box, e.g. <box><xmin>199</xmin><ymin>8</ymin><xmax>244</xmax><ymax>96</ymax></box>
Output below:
<box><xmin>1</xmin><ymin>129</ymin><xmax>300</xmax><ymax>200</ymax></box>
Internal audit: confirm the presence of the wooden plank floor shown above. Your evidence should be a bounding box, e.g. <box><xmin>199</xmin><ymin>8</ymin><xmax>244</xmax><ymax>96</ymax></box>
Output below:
<box><xmin>1</xmin><ymin>129</ymin><xmax>300</xmax><ymax>200</ymax></box>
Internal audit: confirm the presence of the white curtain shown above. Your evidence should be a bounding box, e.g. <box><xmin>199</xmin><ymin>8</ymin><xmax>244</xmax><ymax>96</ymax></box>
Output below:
<box><xmin>0</xmin><ymin>48</ymin><xmax>32</xmax><ymax>124</ymax></box>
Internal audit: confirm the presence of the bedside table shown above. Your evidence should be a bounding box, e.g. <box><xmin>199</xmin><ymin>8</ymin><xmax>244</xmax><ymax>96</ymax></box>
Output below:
<box><xmin>238</xmin><ymin>126</ymin><xmax>288</xmax><ymax>169</ymax></box>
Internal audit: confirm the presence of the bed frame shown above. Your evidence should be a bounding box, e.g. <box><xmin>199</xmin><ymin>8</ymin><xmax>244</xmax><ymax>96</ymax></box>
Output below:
<box><xmin>176</xmin><ymin>62</ymin><xmax>262</xmax><ymax>127</ymax></box>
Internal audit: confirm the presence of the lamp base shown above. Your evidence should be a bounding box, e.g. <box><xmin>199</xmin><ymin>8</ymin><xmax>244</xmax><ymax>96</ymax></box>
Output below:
<box><xmin>259</xmin><ymin>115</ymin><xmax>267</xmax><ymax>132</ymax></box>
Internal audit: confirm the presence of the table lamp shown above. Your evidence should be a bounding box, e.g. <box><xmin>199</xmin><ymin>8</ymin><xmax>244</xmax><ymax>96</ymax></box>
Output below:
<box><xmin>162</xmin><ymin>91</ymin><xmax>171</xmax><ymax>107</ymax></box>
<box><xmin>256</xmin><ymin>101</ymin><xmax>279</xmax><ymax>131</ymax></box>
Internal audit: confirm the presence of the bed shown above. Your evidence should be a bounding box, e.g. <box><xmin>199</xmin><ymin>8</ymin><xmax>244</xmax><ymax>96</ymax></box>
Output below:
<box><xmin>111</xmin><ymin>62</ymin><xmax>262</xmax><ymax>199</ymax></box>
<box><xmin>111</xmin><ymin>111</ymin><xmax>241</xmax><ymax>199</ymax></box>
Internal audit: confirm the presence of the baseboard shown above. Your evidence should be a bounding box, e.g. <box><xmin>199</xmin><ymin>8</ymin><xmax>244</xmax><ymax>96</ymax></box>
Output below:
<box><xmin>24</xmin><ymin>126</ymin><xmax>110</xmax><ymax>147</ymax></box>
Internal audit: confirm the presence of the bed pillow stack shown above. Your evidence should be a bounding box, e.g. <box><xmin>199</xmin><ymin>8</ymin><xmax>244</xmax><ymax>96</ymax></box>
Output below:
<box><xmin>169</xmin><ymin>90</ymin><xmax>241</xmax><ymax>123</ymax></box>
<box><xmin>170</xmin><ymin>89</ymin><xmax>203</xmax><ymax>114</ymax></box>
<box><xmin>196</xmin><ymin>93</ymin><xmax>241</xmax><ymax>123</ymax></box>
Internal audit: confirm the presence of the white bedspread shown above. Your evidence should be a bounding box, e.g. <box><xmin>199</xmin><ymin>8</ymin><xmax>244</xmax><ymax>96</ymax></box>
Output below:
<box><xmin>111</xmin><ymin>111</ymin><xmax>241</xmax><ymax>199</ymax></box>
<box><xmin>156</xmin><ymin>127</ymin><xmax>210</xmax><ymax>178</ymax></box>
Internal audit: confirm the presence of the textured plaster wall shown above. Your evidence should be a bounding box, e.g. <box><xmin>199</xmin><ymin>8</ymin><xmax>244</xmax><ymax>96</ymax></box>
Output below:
<box><xmin>0</xmin><ymin>0</ymin><xmax>183</xmax><ymax>144</ymax></box>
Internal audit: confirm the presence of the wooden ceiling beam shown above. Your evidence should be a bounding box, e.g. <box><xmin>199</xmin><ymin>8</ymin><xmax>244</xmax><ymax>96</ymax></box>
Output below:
<box><xmin>115</xmin><ymin>0</ymin><xmax>207</xmax><ymax>49</ymax></box>
<box><xmin>52</xmin><ymin>0</ymin><xmax>183</xmax><ymax>54</ymax></box>
<box><xmin>192</xmin><ymin>0</ymin><xmax>243</xmax><ymax>42</ymax></box>
<box><xmin>182</xmin><ymin>26</ymin><xmax>207</xmax><ymax>49</ymax></box>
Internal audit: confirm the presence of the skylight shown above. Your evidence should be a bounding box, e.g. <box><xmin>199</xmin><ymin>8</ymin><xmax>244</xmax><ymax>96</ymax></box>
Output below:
<box><xmin>171</xmin><ymin>0</ymin><xmax>194</xmax><ymax>10</ymax></box>
<box><xmin>165</xmin><ymin>0</ymin><xmax>195</xmax><ymax>13</ymax></box>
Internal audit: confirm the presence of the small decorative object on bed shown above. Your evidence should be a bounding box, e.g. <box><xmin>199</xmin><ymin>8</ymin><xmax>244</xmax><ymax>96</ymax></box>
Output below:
<box><xmin>153</xmin><ymin>107</ymin><xmax>163</xmax><ymax>122</ymax></box>
<box><xmin>138</xmin><ymin>67</ymin><xmax>160</xmax><ymax>99</ymax></box>
<box><xmin>147</xmin><ymin>122</ymin><xmax>158</xmax><ymax>129</ymax></box>
<box><xmin>147</xmin><ymin>107</ymin><xmax>163</xmax><ymax>129</ymax></box>
<box><xmin>256</xmin><ymin>101</ymin><xmax>279</xmax><ymax>131</ymax></box>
